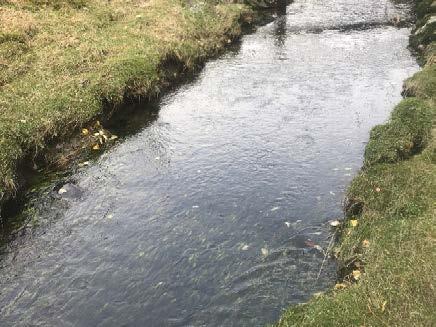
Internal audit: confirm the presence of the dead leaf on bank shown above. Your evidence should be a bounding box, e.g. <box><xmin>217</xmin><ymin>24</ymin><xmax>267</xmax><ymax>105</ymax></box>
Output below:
<box><xmin>82</xmin><ymin>128</ymin><xmax>89</xmax><ymax>135</ymax></box>
<box><xmin>350</xmin><ymin>220</ymin><xmax>358</xmax><ymax>227</ymax></box>
<box><xmin>334</xmin><ymin>283</ymin><xmax>347</xmax><ymax>290</ymax></box>
<box><xmin>375</xmin><ymin>187</ymin><xmax>381</xmax><ymax>192</ymax></box>
<box><xmin>381</xmin><ymin>300</ymin><xmax>387</xmax><ymax>312</ymax></box>
<box><xmin>92</xmin><ymin>144</ymin><xmax>100</xmax><ymax>150</ymax></box>
<box><xmin>362</xmin><ymin>239</ymin><xmax>370</xmax><ymax>248</ymax></box>
<box><xmin>352</xmin><ymin>270</ymin><xmax>361</xmax><ymax>280</ymax></box>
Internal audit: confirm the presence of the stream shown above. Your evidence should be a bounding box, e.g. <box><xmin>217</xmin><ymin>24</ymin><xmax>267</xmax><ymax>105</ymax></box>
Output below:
<box><xmin>0</xmin><ymin>0</ymin><xmax>418</xmax><ymax>326</ymax></box>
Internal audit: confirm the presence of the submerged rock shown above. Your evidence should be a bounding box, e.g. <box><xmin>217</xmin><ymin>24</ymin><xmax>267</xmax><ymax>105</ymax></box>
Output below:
<box><xmin>54</xmin><ymin>183</ymin><xmax>83</xmax><ymax>200</ymax></box>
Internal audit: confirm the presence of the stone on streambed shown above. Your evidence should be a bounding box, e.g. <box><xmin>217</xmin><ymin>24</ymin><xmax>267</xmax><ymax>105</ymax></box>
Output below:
<box><xmin>290</xmin><ymin>234</ymin><xmax>312</xmax><ymax>248</ymax></box>
<box><xmin>289</xmin><ymin>234</ymin><xmax>323</xmax><ymax>254</ymax></box>
<box><xmin>54</xmin><ymin>182</ymin><xmax>84</xmax><ymax>200</ymax></box>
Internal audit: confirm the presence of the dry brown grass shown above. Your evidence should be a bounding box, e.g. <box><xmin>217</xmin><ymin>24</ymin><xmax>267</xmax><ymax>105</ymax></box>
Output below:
<box><xmin>0</xmin><ymin>7</ymin><xmax>36</xmax><ymax>36</ymax></box>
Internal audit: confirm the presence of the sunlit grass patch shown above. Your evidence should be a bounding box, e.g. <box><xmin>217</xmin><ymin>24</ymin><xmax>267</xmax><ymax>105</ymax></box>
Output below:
<box><xmin>0</xmin><ymin>0</ymin><xmax>249</xmax><ymax>199</ymax></box>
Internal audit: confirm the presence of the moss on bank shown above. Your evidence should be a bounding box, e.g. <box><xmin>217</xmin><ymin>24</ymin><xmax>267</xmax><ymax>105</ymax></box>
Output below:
<box><xmin>276</xmin><ymin>1</ymin><xmax>436</xmax><ymax>326</ymax></box>
<box><xmin>0</xmin><ymin>0</ymin><xmax>252</xmax><ymax>203</ymax></box>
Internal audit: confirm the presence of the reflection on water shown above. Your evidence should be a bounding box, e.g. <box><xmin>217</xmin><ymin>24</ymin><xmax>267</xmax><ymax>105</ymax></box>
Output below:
<box><xmin>274</xmin><ymin>13</ymin><xmax>287</xmax><ymax>48</ymax></box>
<box><xmin>0</xmin><ymin>0</ymin><xmax>418</xmax><ymax>326</ymax></box>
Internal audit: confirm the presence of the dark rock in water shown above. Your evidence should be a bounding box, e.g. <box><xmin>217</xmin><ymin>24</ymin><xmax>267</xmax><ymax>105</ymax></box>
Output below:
<box><xmin>54</xmin><ymin>183</ymin><xmax>84</xmax><ymax>200</ymax></box>
<box><xmin>290</xmin><ymin>234</ymin><xmax>311</xmax><ymax>248</ymax></box>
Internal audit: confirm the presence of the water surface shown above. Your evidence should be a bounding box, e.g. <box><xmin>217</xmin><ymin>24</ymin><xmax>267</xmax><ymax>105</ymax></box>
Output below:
<box><xmin>0</xmin><ymin>0</ymin><xmax>418</xmax><ymax>326</ymax></box>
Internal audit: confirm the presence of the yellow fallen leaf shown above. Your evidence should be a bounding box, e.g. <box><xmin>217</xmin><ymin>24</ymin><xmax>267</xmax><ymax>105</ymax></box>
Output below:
<box><xmin>334</xmin><ymin>283</ymin><xmax>347</xmax><ymax>289</ymax></box>
<box><xmin>82</xmin><ymin>128</ymin><xmax>89</xmax><ymax>135</ymax></box>
<box><xmin>381</xmin><ymin>300</ymin><xmax>387</xmax><ymax>312</ymax></box>
<box><xmin>92</xmin><ymin>144</ymin><xmax>100</xmax><ymax>150</ymax></box>
<box><xmin>362</xmin><ymin>239</ymin><xmax>370</xmax><ymax>248</ymax></box>
<box><xmin>350</xmin><ymin>220</ymin><xmax>358</xmax><ymax>227</ymax></box>
<box><xmin>352</xmin><ymin>270</ymin><xmax>361</xmax><ymax>280</ymax></box>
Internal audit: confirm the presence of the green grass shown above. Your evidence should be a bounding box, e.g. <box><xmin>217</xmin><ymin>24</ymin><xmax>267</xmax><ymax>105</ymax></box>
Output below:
<box><xmin>0</xmin><ymin>0</ymin><xmax>250</xmax><ymax>200</ymax></box>
<box><xmin>275</xmin><ymin>1</ymin><xmax>436</xmax><ymax>325</ymax></box>
<box><xmin>410</xmin><ymin>0</ymin><xmax>436</xmax><ymax>49</ymax></box>
<box><xmin>403</xmin><ymin>64</ymin><xmax>436</xmax><ymax>99</ymax></box>
<box><xmin>364</xmin><ymin>98</ymin><xmax>433</xmax><ymax>166</ymax></box>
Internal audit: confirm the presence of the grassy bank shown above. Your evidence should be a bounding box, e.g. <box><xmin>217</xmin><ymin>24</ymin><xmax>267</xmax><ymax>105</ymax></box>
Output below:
<box><xmin>276</xmin><ymin>1</ymin><xmax>436</xmax><ymax>326</ymax></box>
<box><xmin>0</xmin><ymin>0</ymin><xmax>252</xmax><ymax>204</ymax></box>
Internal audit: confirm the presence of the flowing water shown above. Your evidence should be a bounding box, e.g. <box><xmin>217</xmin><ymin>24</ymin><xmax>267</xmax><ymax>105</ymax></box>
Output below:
<box><xmin>0</xmin><ymin>0</ymin><xmax>418</xmax><ymax>326</ymax></box>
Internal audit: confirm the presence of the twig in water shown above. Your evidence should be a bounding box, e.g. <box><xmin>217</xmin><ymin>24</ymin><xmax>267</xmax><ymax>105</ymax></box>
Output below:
<box><xmin>316</xmin><ymin>231</ymin><xmax>336</xmax><ymax>280</ymax></box>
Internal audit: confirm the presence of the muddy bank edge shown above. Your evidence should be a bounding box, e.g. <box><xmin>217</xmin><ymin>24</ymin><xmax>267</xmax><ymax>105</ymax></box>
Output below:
<box><xmin>276</xmin><ymin>1</ymin><xmax>436</xmax><ymax>326</ymax></box>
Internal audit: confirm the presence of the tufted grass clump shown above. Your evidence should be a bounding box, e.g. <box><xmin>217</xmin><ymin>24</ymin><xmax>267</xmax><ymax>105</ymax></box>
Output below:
<box><xmin>363</xmin><ymin>98</ymin><xmax>433</xmax><ymax>166</ymax></box>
